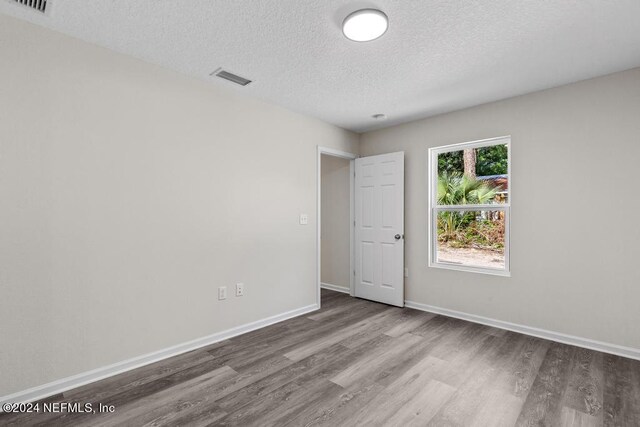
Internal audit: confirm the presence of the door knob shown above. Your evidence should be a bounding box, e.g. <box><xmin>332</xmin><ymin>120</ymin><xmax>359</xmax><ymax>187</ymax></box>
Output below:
<box><xmin>395</xmin><ymin>234</ymin><xmax>402</xmax><ymax>240</ymax></box>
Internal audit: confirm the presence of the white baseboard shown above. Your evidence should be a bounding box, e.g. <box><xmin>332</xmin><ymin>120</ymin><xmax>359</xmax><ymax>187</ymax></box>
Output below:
<box><xmin>320</xmin><ymin>282</ymin><xmax>350</xmax><ymax>294</ymax></box>
<box><xmin>0</xmin><ymin>304</ymin><xmax>319</xmax><ymax>406</ymax></box>
<box><xmin>405</xmin><ymin>300</ymin><xmax>640</xmax><ymax>361</ymax></box>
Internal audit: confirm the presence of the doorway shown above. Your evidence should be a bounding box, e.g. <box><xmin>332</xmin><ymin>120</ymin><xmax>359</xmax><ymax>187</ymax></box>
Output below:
<box><xmin>316</xmin><ymin>147</ymin><xmax>405</xmax><ymax>309</ymax></box>
<box><xmin>317</xmin><ymin>147</ymin><xmax>356</xmax><ymax>308</ymax></box>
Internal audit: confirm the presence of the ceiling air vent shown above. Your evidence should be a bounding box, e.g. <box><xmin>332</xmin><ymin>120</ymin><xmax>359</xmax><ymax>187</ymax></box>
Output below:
<box><xmin>11</xmin><ymin>0</ymin><xmax>49</xmax><ymax>14</ymax></box>
<box><xmin>211</xmin><ymin>68</ymin><xmax>252</xmax><ymax>86</ymax></box>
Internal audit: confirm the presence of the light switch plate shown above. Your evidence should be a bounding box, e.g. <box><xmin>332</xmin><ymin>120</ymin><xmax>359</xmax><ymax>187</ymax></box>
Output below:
<box><xmin>218</xmin><ymin>286</ymin><xmax>227</xmax><ymax>300</ymax></box>
<box><xmin>299</xmin><ymin>214</ymin><xmax>308</xmax><ymax>225</ymax></box>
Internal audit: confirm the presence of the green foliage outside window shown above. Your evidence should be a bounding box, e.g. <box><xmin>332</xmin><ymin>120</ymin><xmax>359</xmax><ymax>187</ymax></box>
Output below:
<box><xmin>437</xmin><ymin>172</ymin><xmax>502</xmax><ymax>248</ymax></box>
<box><xmin>436</xmin><ymin>144</ymin><xmax>508</xmax><ymax>251</ymax></box>
<box><xmin>438</xmin><ymin>145</ymin><xmax>507</xmax><ymax>176</ymax></box>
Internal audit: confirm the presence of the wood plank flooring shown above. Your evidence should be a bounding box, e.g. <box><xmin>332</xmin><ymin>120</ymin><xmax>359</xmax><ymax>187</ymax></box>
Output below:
<box><xmin>2</xmin><ymin>289</ymin><xmax>640</xmax><ymax>426</ymax></box>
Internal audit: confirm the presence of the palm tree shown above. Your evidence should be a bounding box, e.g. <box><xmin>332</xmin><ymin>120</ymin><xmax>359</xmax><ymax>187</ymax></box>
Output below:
<box><xmin>437</xmin><ymin>172</ymin><xmax>499</xmax><ymax>242</ymax></box>
<box><xmin>437</xmin><ymin>172</ymin><xmax>498</xmax><ymax>205</ymax></box>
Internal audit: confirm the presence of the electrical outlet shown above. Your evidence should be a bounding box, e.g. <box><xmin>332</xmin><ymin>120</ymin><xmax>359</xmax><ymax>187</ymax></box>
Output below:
<box><xmin>404</xmin><ymin>268</ymin><xmax>409</xmax><ymax>278</ymax></box>
<box><xmin>235</xmin><ymin>283</ymin><xmax>244</xmax><ymax>297</ymax></box>
<box><xmin>218</xmin><ymin>286</ymin><xmax>227</xmax><ymax>300</ymax></box>
<box><xmin>299</xmin><ymin>213</ymin><xmax>308</xmax><ymax>225</ymax></box>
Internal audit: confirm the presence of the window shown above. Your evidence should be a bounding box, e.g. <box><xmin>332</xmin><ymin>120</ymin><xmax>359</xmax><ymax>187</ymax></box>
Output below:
<box><xmin>428</xmin><ymin>136</ymin><xmax>510</xmax><ymax>276</ymax></box>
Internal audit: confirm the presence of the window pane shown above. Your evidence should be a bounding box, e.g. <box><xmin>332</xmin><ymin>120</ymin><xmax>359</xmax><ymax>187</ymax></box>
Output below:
<box><xmin>435</xmin><ymin>210</ymin><xmax>506</xmax><ymax>270</ymax></box>
<box><xmin>437</xmin><ymin>144</ymin><xmax>508</xmax><ymax>205</ymax></box>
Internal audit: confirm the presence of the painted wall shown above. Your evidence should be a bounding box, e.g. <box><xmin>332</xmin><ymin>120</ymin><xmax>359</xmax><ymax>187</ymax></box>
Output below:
<box><xmin>360</xmin><ymin>68</ymin><xmax>640</xmax><ymax>350</ymax></box>
<box><xmin>0</xmin><ymin>15</ymin><xmax>359</xmax><ymax>396</ymax></box>
<box><xmin>321</xmin><ymin>154</ymin><xmax>351</xmax><ymax>291</ymax></box>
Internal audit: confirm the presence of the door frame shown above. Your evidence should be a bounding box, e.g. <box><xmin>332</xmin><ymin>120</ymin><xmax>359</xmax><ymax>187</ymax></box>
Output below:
<box><xmin>317</xmin><ymin>146</ymin><xmax>357</xmax><ymax>309</ymax></box>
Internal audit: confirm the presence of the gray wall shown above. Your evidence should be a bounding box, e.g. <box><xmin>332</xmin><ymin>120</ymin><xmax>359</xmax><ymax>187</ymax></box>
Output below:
<box><xmin>0</xmin><ymin>15</ymin><xmax>359</xmax><ymax>396</ymax></box>
<box><xmin>321</xmin><ymin>155</ymin><xmax>351</xmax><ymax>291</ymax></box>
<box><xmin>360</xmin><ymin>68</ymin><xmax>640</xmax><ymax>350</ymax></box>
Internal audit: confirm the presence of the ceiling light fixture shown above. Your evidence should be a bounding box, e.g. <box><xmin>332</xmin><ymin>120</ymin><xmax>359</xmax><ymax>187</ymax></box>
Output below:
<box><xmin>342</xmin><ymin>9</ymin><xmax>388</xmax><ymax>42</ymax></box>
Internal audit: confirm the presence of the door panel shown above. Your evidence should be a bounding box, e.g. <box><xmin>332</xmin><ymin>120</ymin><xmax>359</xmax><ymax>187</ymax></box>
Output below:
<box><xmin>355</xmin><ymin>152</ymin><xmax>404</xmax><ymax>307</ymax></box>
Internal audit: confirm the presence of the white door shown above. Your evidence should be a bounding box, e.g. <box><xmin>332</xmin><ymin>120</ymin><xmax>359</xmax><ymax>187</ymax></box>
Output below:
<box><xmin>355</xmin><ymin>152</ymin><xmax>404</xmax><ymax>307</ymax></box>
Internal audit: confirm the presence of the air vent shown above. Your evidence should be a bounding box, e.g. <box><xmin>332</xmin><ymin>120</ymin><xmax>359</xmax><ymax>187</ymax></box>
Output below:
<box><xmin>11</xmin><ymin>0</ymin><xmax>48</xmax><ymax>14</ymax></box>
<box><xmin>211</xmin><ymin>68</ymin><xmax>252</xmax><ymax>86</ymax></box>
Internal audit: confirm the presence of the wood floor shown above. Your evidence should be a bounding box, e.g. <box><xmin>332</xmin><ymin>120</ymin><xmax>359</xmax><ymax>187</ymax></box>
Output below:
<box><xmin>2</xmin><ymin>289</ymin><xmax>640</xmax><ymax>426</ymax></box>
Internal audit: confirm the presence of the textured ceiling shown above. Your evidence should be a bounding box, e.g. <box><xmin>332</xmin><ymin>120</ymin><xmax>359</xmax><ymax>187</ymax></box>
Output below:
<box><xmin>2</xmin><ymin>0</ymin><xmax>640</xmax><ymax>132</ymax></box>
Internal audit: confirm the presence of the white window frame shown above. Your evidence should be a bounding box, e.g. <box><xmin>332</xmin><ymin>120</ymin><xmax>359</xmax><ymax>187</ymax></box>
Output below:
<box><xmin>428</xmin><ymin>136</ymin><xmax>511</xmax><ymax>276</ymax></box>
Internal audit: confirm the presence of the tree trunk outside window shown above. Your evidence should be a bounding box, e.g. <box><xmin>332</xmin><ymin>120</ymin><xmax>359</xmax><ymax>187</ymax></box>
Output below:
<box><xmin>463</xmin><ymin>148</ymin><xmax>476</xmax><ymax>178</ymax></box>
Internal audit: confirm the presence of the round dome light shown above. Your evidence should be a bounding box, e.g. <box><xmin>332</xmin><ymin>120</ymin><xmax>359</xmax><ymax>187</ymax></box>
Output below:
<box><xmin>342</xmin><ymin>9</ymin><xmax>388</xmax><ymax>42</ymax></box>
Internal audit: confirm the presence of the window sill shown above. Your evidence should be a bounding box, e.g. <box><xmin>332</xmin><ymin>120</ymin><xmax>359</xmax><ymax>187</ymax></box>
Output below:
<box><xmin>428</xmin><ymin>261</ymin><xmax>511</xmax><ymax>277</ymax></box>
